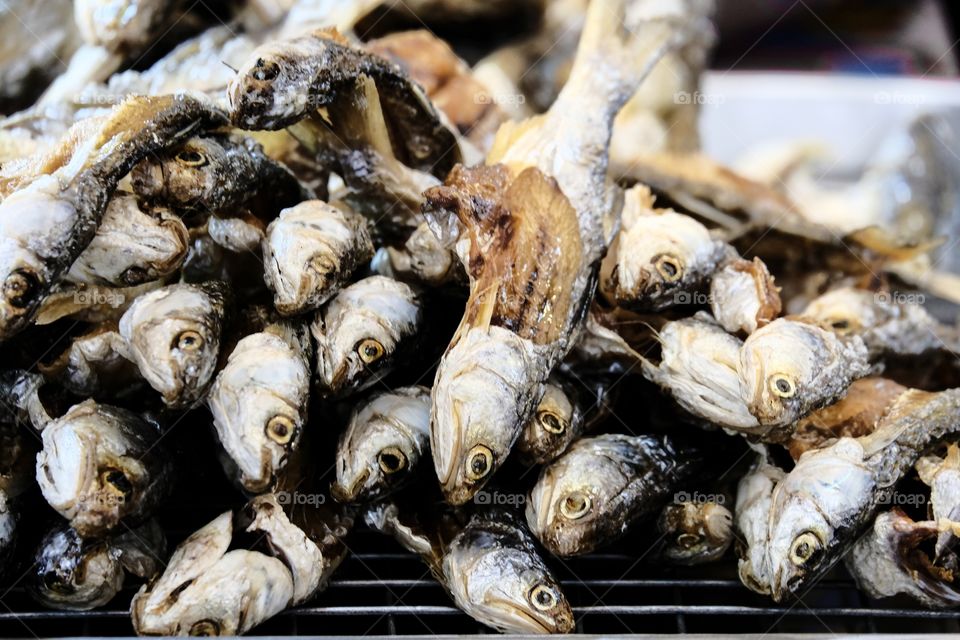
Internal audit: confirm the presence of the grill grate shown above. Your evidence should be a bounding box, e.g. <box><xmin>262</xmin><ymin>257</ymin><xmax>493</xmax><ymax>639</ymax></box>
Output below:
<box><xmin>2</xmin><ymin>529</ymin><xmax>960</xmax><ymax>636</ymax></box>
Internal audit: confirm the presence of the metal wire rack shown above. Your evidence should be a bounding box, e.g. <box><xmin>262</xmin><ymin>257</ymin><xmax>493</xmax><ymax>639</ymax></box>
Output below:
<box><xmin>2</xmin><ymin>526</ymin><xmax>960</xmax><ymax>637</ymax></box>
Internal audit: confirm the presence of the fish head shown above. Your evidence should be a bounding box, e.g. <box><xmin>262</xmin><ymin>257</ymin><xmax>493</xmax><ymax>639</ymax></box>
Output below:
<box><xmin>739</xmin><ymin>319</ymin><xmax>835</xmax><ymax>426</ymax></box>
<box><xmin>432</xmin><ymin>327</ymin><xmax>543</xmax><ymax>505</ymax></box>
<box><xmin>333</xmin><ymin>417</ymin><xmax>419</xmax><ymax>503</ymax></box>
<box><xmin>36</xmin><ymin>402</ymin><xmax>153</xmax><ymax>537</ymax></box>
<box><xmin>209</xmin><ymin>334</ymin><xmax>308</xmax><ymax>494</ymax></box>
<box><xmin>228</xmin><ymin>39</ymin><xmax>325</xmax><ymax>130</ymax></box>
<box><xmin>801</xmin><ymin>287</ymin><xmax>875</xmax><ymax>336</ymax></box>
<box><xmin>602</xmin><ymin>213</ymin><xmax>723</xmax><ymax>311</ymax></box>
<box><xmin>659</xmin><ymin>502</ymin><xmax>734</xmax><ymax>565</ymax></box>
<box><xmin>0</xmin><ymin>179</ymin><xmax>79</xmax><ymax>340</ymax></box>
<box><xmin>75</xmin><ymin>0</ymin><xmax>175</xmax><ymax>50</ymax></box>
<box><xmin>764</xmin><ymin>439</ymin><xmax>875</xmax><ymax>601</ymax></box>
<box><xmin>447</xmin><ymin>543</ymin><xmax>573</xmax><ymax>633</ymax></box>
<box><xmin>312</xmin><ymin>278</ymin><xmax>420</xmax><ymax>396</ymax></box>
<box><xmin>526</xmin><ymin>465</ymin><xmax>611</xmax><ymax>557</ymax></box>
<box><xmin>119</xmin><ymin>284</ymin><xmax>224</xmax><ymax>407</ymax></box>
<box><xmin>517</xmin><ymin>383</ymin><xmax>578</xmax><ymax>464</ymax></box>
<box><xmin>131</xmin><ymin>136</ymin><xmax>239</xmax><ymax>212</ymax></box>
<box><xmin>32</xmin><ymin>526</ymin><xmax>123</xmax><ymax>609</ymax></box>
<box><xmin>263</xmin><ymin>203</ymin><xmax>358</xmax><ymax>316</ymax></box>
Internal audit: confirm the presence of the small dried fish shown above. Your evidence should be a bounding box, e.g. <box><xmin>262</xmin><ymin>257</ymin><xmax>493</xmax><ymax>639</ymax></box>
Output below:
<box><xmin>800</xmin><ymin>286</ymin><xmax>953</xmax><ymax>357</ymax></box>
<box><xmin>526</xmin><ymin>433</ymin><xmax>703</xmax><ymax>556</ymax></box>
<box><xmin>709</xmin><ymin>257</ymin><xmax>781</xmax><ymax>335</ymax></box>
<box><xmin>30</xmin><ymin>519</ymin><xmax>165</xmax><ymax>611</ymax></box>
<box><xmin>131</xmin><ymin>132</ymin><xmax>313</xmax><ymax>218</ymax></box>
<box><xmin>382</xmin><ymin>222</ymin><xmax>462</xmax><ymax>287</ymax></box>
<box><xmin>208</xmin><ymin>321</ymin><xmax>312</xmax><ymax>494</ymax></box>
<box><xmin>734</xmin><ymin>451</ymin><xmax>785</xmax><ymax>595</ymax></box>
<box><xmin>847</xmin><ymin>509</ymin><xmax>960</xmax><ymax>608</ymax></box>
<box><xmin>311</xmin><ymin>276</ymin><xmax>422</xmax><ymax>397</ymax></box>
<box><xmin>227</xmin><ymin>29</ymin><xmax>460</xmax><ymax>176</ymax></box>
<box><xmin>40</xmin><ymin>325</ymin><xmax>137</xmax><ymax>396</ymax></box>
<box><xmin>332</xmin><ymin>386</ymin><xmax>431</xmax><ymax>503</ymax></box>
<box><xmin>916</xmin><ymin>444</ymin><xmax>960</xmax><ymax>561</ymax></box>
<box><xmin>641</xmin><ymin>313</ymin><xmax>763</xmax><ymax>436</ymax></box>
<box><xmin>36</xmin><ymin>399</ymin><xmax>173</xmax><ymax>537</ymax></box>
<box><xmin>118</xmin><ymin>281</ymin><xmax>230</xmax><ymax>408</ymax></box>
<box><xmin>367</xmin><ymin>503</ymin><xmax>574</xmax><ymax>634</ymax></box>
<box><xmin>0</xmin><ymin>95</ymin><xmax>225</xmax><ymax>340</ymax></box>
<box><xmin>600</xmin><ymin>185</ymin><xmax>732</xmax><ymax>312</ymax></box>
<box><xmin>262</xmin><ymin>200</ymin><xmax>374</xmax><ymax>316</ymax></box>
<box><xmin>132</xmin><ymin>493</ymin><xmax>353</xmax><ymax>635</ymax></box>
<box><xmin>738</xmin><ymin>318</ymin><xmax>872</xmax><ymax>428</ymax></box>
<box><xmin>65</xmin><ymin>192</ymin><xmax>188</xmax><ymax>287</ymax></box>
<box><xmin>748</xmin><ymin>387</ymin><xmax>960</xmax><ymax>600</ymax></box>
<box><xmin>657</xmin><ymin>499</ymin><xmax>734</xmax><ymax>565</ymax></box>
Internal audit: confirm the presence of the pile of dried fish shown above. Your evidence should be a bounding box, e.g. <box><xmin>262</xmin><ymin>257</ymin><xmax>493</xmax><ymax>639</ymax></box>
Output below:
<box><xmin>1</xmin><ymin>0</ymin><xmax>960</xmax><ymax>635</ymax></box>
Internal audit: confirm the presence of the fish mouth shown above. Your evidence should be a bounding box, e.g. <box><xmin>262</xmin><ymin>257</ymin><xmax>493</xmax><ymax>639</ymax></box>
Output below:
<box><xmin>484</xmin><ymin>596</ymin><xmax>563</xmax><ymax>634</ymax></box>
<box><xmin>331</xmin><ymin>468</ymin><xmax>370</xmax><ymax>503</ymax></box>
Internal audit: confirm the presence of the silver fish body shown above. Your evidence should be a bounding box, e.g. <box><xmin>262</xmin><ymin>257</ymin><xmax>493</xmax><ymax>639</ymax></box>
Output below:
<box><xmin>311</xmin><ymin>276</ymin><xmax>422</xmax><ymax>397</ymax></box>
<box><xmin>526</xmin><ymin>433</ymin><xmax>703</xmax><ymax>556</ymax></box>
<box><xmin>332</xmin><ymin>385</ymin><xmax>431</xmax><ymax>503</ymax></box>
<box><xmin>208</xmin><ymin>323</ymin><xmax>312</xmax><ymax>494</ymax></box>
<box><xmin>36</xmin><ymin>399</ymin><xmax>173</xmax><ymax>537</ymax></box>
<box><xmin>262</xmin><ymin>200</ymin><xmax>374</xmax><ymax>316</ymax></box>
<box><xmin>0</xmin><ymin>95</ymin><xmax>226</xmax><ymax>341</ymax></box>
<box><xmin>65</xmin><ymin>192</ymin><xmax>188</xmax><ymax>287</ymax></box>
<box><xmin>847</xmin><ymin>509</ymin><xmax>960</xmax><ymax>608</ymax></box>
<box><xmin>738</xmin><ymin>318</ymin><xmax>872</xmax><ymax>428</ymax></box>
<box><xmin>31</xmin><ymin>519</ymin><xmax>165</xmax><ymax>611</ymax></box>
<box><xmin>752</xmin><ymin>388</ymin><xmax>960</xmax><ymax>601</ymax></box>
<box><xmin>132</xmin><ymin>493</ymin><xmax>352</xmax><ymax>635</ymax></box>
<box><xmin>118</xmin><ymin>280</ymin><xmax>230</xmax><ymax>408</ymax></box>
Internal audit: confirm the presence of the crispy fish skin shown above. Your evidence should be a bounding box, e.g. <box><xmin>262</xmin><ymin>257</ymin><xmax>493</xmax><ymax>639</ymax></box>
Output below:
<box><xmin>753</xmin><ymin>388</ymin><xmax>960</xmax><ymax>601</ymax></box>
<box><xmin>262</xmin><ymin>200</ymin><xmax>374</xmax><ymax>316</ymax></box>
<box><xmin>738</xmin><ymin>318</ymin><xmax>872</xmax><ymax>428</ymax></box>
<box><xmin>526</xmin><ymin>433</ymin><xmax>703</xmax><ymax>557</ymax></box>
<box><xmin>227</xmin><ymin>29</ymin><xmax>460</xmax><ymax>176</ymax></box>
<box><xmin>36</xmin><ymin>400</ymin><xmax>173</xmax><ymax>538</ymax></box>
<box><xmin>600</xmin><ymin>185</ymin><xmax>732</xmax><ymax>312</ymax></box>
<box><xmin>311</xmin><ymin>276</ymin><xmax>422</xmax><ymax>397</ymax></box>
<box><xmin>30</xmin><ymin>519</ymin><xmax>164</xmax><ymax>611</ymax></box>
<box><xmin>846</xmin><ymin>509</ymin><xmax>960</xmax><ymax>608</ymax></box>
<box><xmin>132</xmin><ymin>493</ymin><xmax>352</xmax><ymax>635</ymax></box>
<box><xmin>0</xmin><ymin>94</ymin><xmax>226</xmax><ymax>341</ymax></box>
<box><xmin>131</xmin><ymin>132</ymin><xmax>313</xmax><ymax>216</ymax></box>
<box><xmin>657</xmin><ymin>500</ymin><xmax>734</xmax><ymax>565</ymax></box>
<box><xmin>367</xmin><ymin>503</ymin><xmax>574</xmax><ymax>634</ymax></box>
<box><xmin>332</xmin><ymin>385</ymin><xmax>431</xmax><ymax>503</ymax></box>
<box><xmin>65</xmin><ymin>192</ymin><xmax>188</xmax><ymax>287</ymax></box>
<box><xmin>118</xmin><ymin>280</ymin><xmax>230</xmax><ymax>408</ymax></box>
<box><xmin>208</xmin><ymin>323</ymin><xmax>311</xmax><ymax>494</ymax></box>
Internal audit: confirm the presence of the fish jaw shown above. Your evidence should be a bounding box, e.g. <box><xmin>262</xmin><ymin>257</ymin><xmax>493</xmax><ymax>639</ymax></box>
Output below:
<box><xmin>36</xmin><ymin>423</ymin><xmax>93</xmax><ymax>522</ymax></box>
<box><xmin>431</xmin><ymin>326</ymin><xmax>545</xmax><ymax>505</ymax></box>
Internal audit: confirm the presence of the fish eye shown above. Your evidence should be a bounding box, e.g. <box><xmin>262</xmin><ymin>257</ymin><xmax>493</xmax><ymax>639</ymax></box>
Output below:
<box><xmin>175</xmin><ymin>149</ymin><xmax>208</xmax><ymax>167</ymax></box>
<box><xmin>828</xmin><ymin>318</ymin><xmax>853</xmax><ymax>333</ymax></box>
<box><xmin>537</xmin><ymin>410</ymin><xmax>566</xmax><ymax>435</ymax></box>
<box><xmin>465</xmin><ymin>445</ymin><xmax>493</xmax><ymax>480</ymax></box>
<box><xmin>189</xmin><ymin>619</ymin><xmax>222</xmax><ymax>636</ymax></box>
<box><xmin>100</xmin><ymin>468</ymin><xmax>133</xmax><ymax>498</ymax></box>
<box><xmin>120</xmin><ymin>266</ymin><xmax>148</xmax><ymax>285</ymax></box>
<box><xmin>768</xmin><ymin>374</ymin><xmax>797</xmax><ymax>398</ymax></box>
<box><xmin>252</xmin><ymin>58</ymin><xmax>280</xmax><ymax>81</ymax></box>
<box><xmin>175</xmin><ymin>330</ymin><xmax>204</xmax><ymax>352</ymax></box>
<box><xmin>559</xmin><ymin>491</ymin><xmax>592</xmax><ymax>520</ymax></box>
<box><xmin>377</xmin><ymin>447</ymin><xmax>408</xmax><ymax>474</ymax></box>
<box><xmin>357</xmin><ymin>338</ymin><xmax>386</xmax><ymax>364</ymax></box>
<box><xmin>2</xmin><ymin>268</ymin><xmax>40</xmax><ymax>309</ymax></box>
<box><xmin>265</xmin><ymin>415</ymin><xmax>296</xmax><ymax>445</ymax></box>
<box><xmin>790</xmin><ymin>531</ymin><xmax>824</xmax><ymax>566</ymax></box>
<box><xmin>676</xmin><ymin>533</ymin><xmax>701</xmax><ymax>549</ymax></box>
<box><xmin>528</xmin><ymin>583</ymin><xmax>558</xmax><ymax>611</ymax></box>
<box><xmin>654</xmin><ymin>254</ymin><xmax>683</xmax><ymax>282</ymax></box>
